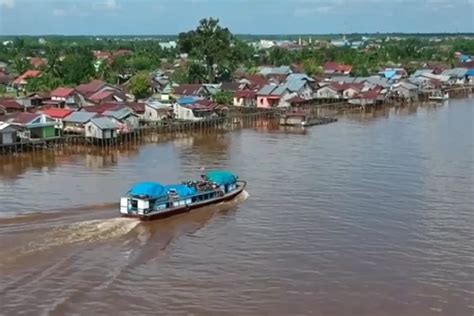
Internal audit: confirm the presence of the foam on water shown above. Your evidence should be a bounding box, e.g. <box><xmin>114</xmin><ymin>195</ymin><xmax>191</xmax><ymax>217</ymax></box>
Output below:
<box><xmin>22</xmin><ymin>218</ymin><xmax>140</xmax><ymax>254</ymax></box>
<box><xmin>18</xmin><ymin>190</ymin><xmax>249</xmax><ymax>254</ymax></box>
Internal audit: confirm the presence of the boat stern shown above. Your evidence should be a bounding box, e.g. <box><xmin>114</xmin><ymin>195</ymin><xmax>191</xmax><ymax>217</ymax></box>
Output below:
<box><xmin>120</xmin><ymin>196</ymin><xmax>150</xmax><ymax>216</ymax></box>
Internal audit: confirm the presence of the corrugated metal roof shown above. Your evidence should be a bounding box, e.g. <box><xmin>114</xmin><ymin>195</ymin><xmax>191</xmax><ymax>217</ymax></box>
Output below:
<box><xmin>64</xmin><ymin>111</ymin><xmax>97</xmax><ymax>123</ymax></box>
<box><xmin>398</xmin><ymin>81</ymin><xmax>418</xmax><ymax>90</ymax></box>
<box><xmin>102</xmin><ymin>107</ymin><xmax>132</xmax><ymax>120</ymax></box>
<box><xmin>441</xmin><ymin>68</ymin><xmax>468</xmax><ymax>78</ymax></box>
<box><xmin>0</xmin><ymin>122</ymin><xmax>19</xmax><ymax>131</ymax></box>
<box><xmin>419</xmin><ymin>72</ymin><xmax>450</xmax><ymax>82</ymax></box>
<box><xmin>146</xmin><ymin>100</ymin><xmax>171</xmax><ymax>110</ymax></box>
<box><xmin>258</xmin><ymin>66</ymin><xmax>292</xmax><ymax>76</ymax></box>
<box><xmin>271</xmin><ymin>85</ymin><xmax>288</xmax><ymax>96</ymax></box>
<box><xmin>412</xmin><ymin>69</ymin><xmax>433</xmax><ymax>77</ymax></box>
<box><xmin>88</xmin><ymin>117</ymin><xmax>119</xmax><ymax>130</ymax></box>
<box><xmin>365</xmin><ymin>76</ymin><xmax>390</xmax><ymax>88</ymax></box>
<box><xmin>257</xmin><ymin>84</ymin><xmax>277</xmax><ymax>96</ymax></box>
<box><xmin>284</xmin><ymin>78</ymin><xmax>307</xmax><ymax>92</ymax></box>
<box><xmin>286</xmin><ymin>73</ymin><xmax>314</xmax><ymax>82</ymax></box>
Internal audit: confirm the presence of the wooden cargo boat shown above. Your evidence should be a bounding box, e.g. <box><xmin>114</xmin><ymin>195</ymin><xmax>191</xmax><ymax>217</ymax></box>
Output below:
<box><xmin>279</xmin><ymin>111</ymin><xmax>337</xmax><ymax>127</ymax></box>
<box><xmin>120</xmin><ymin>170</ymin><xmax>246</xmax><ymax>221</ymax></box>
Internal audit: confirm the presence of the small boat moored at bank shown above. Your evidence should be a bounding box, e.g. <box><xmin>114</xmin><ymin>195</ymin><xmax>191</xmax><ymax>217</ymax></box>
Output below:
<box><xmin>279</xmin><ymin>110</ymin><xmax>338</xmax><ymax>127</ymax></box>
<box><xmin>428</xmin><ymin>91</ymin><xmax>449</xmax><ymax>102</ymax></box>
<box><xmin>120</xmin><ymin>170</ymin><xmax>246</xmax><ymax>220</ymax></box>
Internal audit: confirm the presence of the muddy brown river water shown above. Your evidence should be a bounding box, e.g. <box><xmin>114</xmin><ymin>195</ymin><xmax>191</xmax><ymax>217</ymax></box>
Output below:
<box><xmin>0</xmin><ymin>100</ymin><xmax>473</xmax><ymax>315</ymax></box>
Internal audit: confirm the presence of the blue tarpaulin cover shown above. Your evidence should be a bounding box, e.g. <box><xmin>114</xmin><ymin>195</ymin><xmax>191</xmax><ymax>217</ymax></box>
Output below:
<box><xmin>177</xmin><ymin>96</ymin><xmax>198</xmax><ymax>105</ymax></box>
<box><xmin>206</xmin><ymin>170</ymin><xmax>237</xmax><ymax>185</ymax></box>
<box><xmin>164</xmin><ymin>184</ymin><xmax>197</xmax><ymax>197</ymax></box>
<box><xmin>128</xmin><ymin>182</ymin><xmax>166</xmax><ymax>198</ymax></box>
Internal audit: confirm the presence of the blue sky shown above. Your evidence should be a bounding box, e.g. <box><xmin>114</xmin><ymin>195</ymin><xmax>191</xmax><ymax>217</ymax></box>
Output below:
<box><xmin>0</xmin><ymin>0</ymin><xmax>473</xmax><ymax>35</ymax></box>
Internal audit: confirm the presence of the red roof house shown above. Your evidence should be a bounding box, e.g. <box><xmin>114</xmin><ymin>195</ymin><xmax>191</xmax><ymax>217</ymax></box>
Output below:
<box><xmin>93</xmin><ymin>51</ymin><xmax>113</xmax><ymax>61</ymax></box>
<box><xmin>88</xmin><ymin>90</ymin><xmax>116</xmax><ymax>103</ymax></box>
<box><xmin>0</xmin><ymin>98</ymin><xmax>24</xmax><ymax>115</ymax></box>
<box><xmin>42</xmin><ymin>108</ymin><xmax>74</xmax><ymax>119</ymax></box>
<box><xmin>29</xmin><ymin>57</ymin><xmax>47</xmax><ymax>69</ymax></box>
<box><xmin>12</xmin><ymin>70</ymin><xmax>42</xmax><ymax>87</ymax></box>
<box><xmin>323</xmin><ymin>62</ymin><xmax>353</xmax><ymax>75</ymax></box>
<box><xmin>126</xmin><ymin>102</ymin><xmax>145</xmax><ymax>115</ymax></box>
<box><xmin>173</xmin><ymin>84</ymin><xmax>209</xmax><ymax>97</ymax></box>
<box><xmin>76</xmin><ymin>80</ymin><xmax>107</xmax><ymax>97</ymax></box>
<box><xmin>80</xmin><ymin>103</ymin><xmax>123</xmax><ymax>114</ymax></box>
<box><xmin>51</xmin><ymin>87</ymin><xmax>76</xmax><ymax>99</ymax></box>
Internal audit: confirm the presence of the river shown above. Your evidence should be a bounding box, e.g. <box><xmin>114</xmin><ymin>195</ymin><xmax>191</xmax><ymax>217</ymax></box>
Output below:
<box><xmin>0</xmin><ymin>100</ymin><xmax>473</xmax><ymax>315</ymax></box>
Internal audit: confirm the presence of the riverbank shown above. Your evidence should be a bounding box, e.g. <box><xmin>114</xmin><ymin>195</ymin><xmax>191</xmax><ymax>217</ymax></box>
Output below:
<box><xmin>0</xmin><ymin>89</ymin><xmax>472</xmax><ymax>156</ymax></box>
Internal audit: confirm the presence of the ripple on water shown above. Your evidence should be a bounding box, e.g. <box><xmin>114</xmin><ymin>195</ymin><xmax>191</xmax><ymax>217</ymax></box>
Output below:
<box><xmin>1</xmin><ymin>100</ymin><xmax>474</xmax><ymax>315</ymax></box>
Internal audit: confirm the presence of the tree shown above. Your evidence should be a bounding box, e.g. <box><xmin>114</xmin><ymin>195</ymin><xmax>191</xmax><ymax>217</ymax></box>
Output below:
<box><xmin>129</xmin><ymin>72</ymin><xmax>151</xmax><ymax>100</ymax></box>
<box><xmin>302</xmin><ymin>58</ymin><xmax>322</xmax><ymax>76</ymax></box>
<box><xmin>60</xmin><ymin>48</ymin><xmax>95</xmax><ymax>85</ymax></box>
<box><xmin>213</xmin><ymin>91</ymin><xmax>233</xmax><ymax>105</ymax></box>
<box><xmin>171</xmin><ymin>66</ymin><xmax>189</xmax><ymax>84</ymax></box>
<box><xmin>187</xmin><ymin>62</ymin><xmax>207</xmax><ymax>83</ymax></box>
<box><xmin>44</xmin><ymin>44</ymin><xmax>62</xmax><ymax>77</ymax></box>
<box><xmin>178</xmin><ymin>18</ymin><xmax>234</xmax><ymax>83</ymax></box>
<box><xmin>26</xmin><ymin>73</ymin><xmax>63</xmax><ymax>92</ymax></box>
<box><xmin>111</xmin><ymin>55</ymin><xmax>129</xmax><ymax>75</ymax></box>
<box><xmin>12</xmin><ymin>56</ymin><xmax>29</xmax><ymax>75</ymax></box>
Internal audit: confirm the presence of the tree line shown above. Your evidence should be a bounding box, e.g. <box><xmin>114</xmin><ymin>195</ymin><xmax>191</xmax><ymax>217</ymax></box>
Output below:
<box><xmin>0</xmin><ymin>18</ymin><xmax>472</xmax><ymax>97</ymax></box>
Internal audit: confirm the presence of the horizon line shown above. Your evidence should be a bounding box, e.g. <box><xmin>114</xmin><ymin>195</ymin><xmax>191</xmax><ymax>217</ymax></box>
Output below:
<box><xmin>1</xmin><ymin>32</ymin><xmax>474</xmax><ymax>38</ymax></box>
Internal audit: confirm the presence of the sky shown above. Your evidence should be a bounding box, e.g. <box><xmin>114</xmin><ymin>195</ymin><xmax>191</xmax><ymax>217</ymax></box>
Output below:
<box><xmin>0</xmin><ymin>0</ymin><xmax>473</xmax><ymax>35</ymax></box>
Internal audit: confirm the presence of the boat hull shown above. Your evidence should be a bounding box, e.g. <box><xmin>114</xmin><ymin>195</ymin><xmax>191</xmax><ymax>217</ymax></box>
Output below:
<box><xmin>122</xmin><ymin>181</ymin><xmax>247</xmax><ymax>221</ymax></box>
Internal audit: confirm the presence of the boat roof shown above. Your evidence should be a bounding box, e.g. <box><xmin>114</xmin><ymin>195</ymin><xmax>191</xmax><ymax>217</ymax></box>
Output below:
<box><xmin>128</xmin><ymin>182</ymin><xmax>166</xmax><ymax>198</ymax></box>
<box><xmin>206</xmin><ymin>170</ymin><xmax>237</xmax><ymax>185</ymax></box>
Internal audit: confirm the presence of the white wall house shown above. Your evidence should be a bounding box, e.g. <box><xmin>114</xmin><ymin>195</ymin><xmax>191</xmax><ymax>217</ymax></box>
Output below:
<box><xmin>172</xmin><ymin>104</ymin><xmax>215</xmax><ymax>121</ymax></box>
<box><xmin>315</xmin><ymin>86</ymin><xmax>341</xmax><ymax>99</ymax></box>
<box><xmin>144</xmin><ymin>101</ymin><xmax>172</xmax><ymax>122</ymax></box>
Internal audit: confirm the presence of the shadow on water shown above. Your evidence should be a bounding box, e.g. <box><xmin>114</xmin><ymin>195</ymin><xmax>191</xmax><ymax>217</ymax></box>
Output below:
<box><xmin>0</xmin><ymin>191</ymin><xmax>249</xmax><ymax>272</ymax></box>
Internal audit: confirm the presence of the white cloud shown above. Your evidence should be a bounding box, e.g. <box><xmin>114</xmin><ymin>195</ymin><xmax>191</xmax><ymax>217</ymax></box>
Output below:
<box><xmin>0</xmin><ymin>0</ymin><xmax>15</xmax><ymax>8</ymax></box>
<box><xmin>52</xmin><ymin>9</ymin><xmax>66</xmax><ymax>17</ymax></box>
<box><xmin>51</xmin><ymin>5</ymin><xmax>89</xmax><ymax>17</ymax></box>
<box><xmin>94</xmin><ymin>0</ymin><xmax>121</xmax><ymax>11</ymax></box>
<box><xmin>294</xmin><ymin>5</ymin><xmax>334</xmax><ymax>17</ymax></box>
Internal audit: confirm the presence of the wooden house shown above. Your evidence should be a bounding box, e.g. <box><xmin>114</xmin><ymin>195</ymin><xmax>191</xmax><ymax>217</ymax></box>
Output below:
<box><xmin>62</xmin><ymin>111</ymin><xmax>97</xmax><ymax>135</ymax></box>
<box><xmin>0</xmin><ymin>99</ymin><xmax>24</xmax><ymax>115</ymax></box>
<box><xmin>172</xmin><ymin>103</ymin><xmax>216</xmax><ymax>121</ymax></box>
<box><xmin>256</xmin><ymin>85</ymin><xmax>281</xmax><ymax>108</ymax></box>
<box><xmin>12</xmin><ymin>70</ymin><xmax>41</xmax><ymax>91</ymax></box>
<box><xmin>144</xmin><ymin>101</ymin><xmax>172</xmax><ymax>122</ymax></box>
<box><xmin>233</xmin><ymin>90</ymin><xmax>257</xmax><ymax>107</ymax></box>
<box><xmin>173</xmin><ymin>84</ymin><xmax>210</xmax><ymax>98</ymax></box>
<box><xmin>48</xmin><ymin>87</ymin><xmax>89</xmax><ymax>109</ymax></box>
<box><xmin>6</xmin><ymin>112</ymin><xmax>58</xmax><ymax>140</ymax></box>
<box><xmin>76</xmin><ymin>80</ymin><xmax>125</xmax><ymax>102</ymax></box>
<box><xmin>315</xmin><ymin>84</ymin><xmax>342</xmax><ymax>99</ymax></box>
<box><xmin>0</xmin><ymin>123</ymin><xmax>20</xmax><ymax>145</ymax></box>
<box><xmin>42</xmin><ymin>108</ymin><xmax>74</xmax><ymax>130</ymax></box>
<box><xmin>103</xmin><ymin>106</ymin><xmax>140</xmax><ymax>133</ymax></box>
<box><xmin>85</xmin><ymin>117</ymin><xmax>119</xmax><ymax>140</ymax></box>
<box><xmin>323</xmin><ymin>62</ymin><xmax>352</xmax><ymax>76</ymax></box>
<box><xmin>392</xmin><ymin>82</ymin><xmax>419</xmax><ymax>99</ymax></box>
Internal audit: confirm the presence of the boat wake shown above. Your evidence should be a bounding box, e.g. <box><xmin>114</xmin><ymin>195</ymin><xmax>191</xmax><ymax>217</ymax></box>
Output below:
<box><xmin>22</xmin><ymin>218</ymin><xmax>140</xmax><ymax>254</ymax></box>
